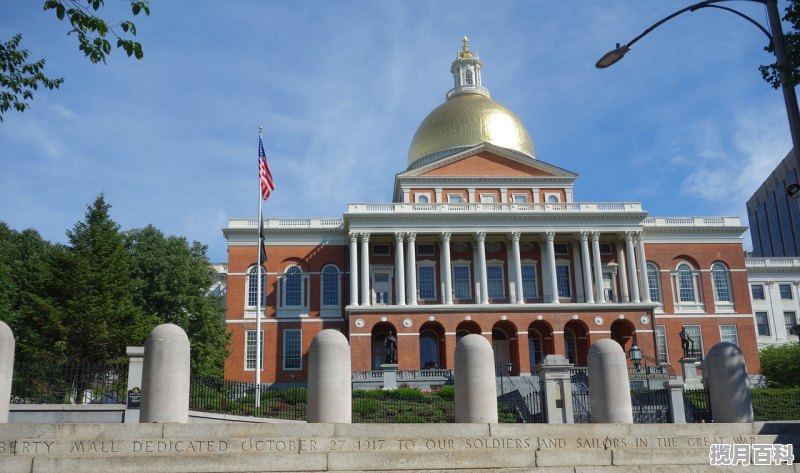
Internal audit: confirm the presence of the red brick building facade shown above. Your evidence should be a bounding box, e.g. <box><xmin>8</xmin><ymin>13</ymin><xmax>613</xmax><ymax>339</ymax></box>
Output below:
<box><xmin>222</xmin><ymin>39</ymin><xmax>760</xmax><ymax>384</ymax></box>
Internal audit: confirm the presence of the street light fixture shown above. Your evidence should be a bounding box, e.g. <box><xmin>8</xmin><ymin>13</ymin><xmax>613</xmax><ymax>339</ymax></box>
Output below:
<box><xmin>596</xmin><ymin>0</ymin><xmax>800</xmax><ymax>197</ymax></box>
<box><xmin>629</xmin><ymin>342</ymin><xmax>642</xmax><ymax>372</ymax></box>
<box><xmin>505</xmin><ymin>360</ymin><xmax>513</xmax><ymax>376</ymax></box>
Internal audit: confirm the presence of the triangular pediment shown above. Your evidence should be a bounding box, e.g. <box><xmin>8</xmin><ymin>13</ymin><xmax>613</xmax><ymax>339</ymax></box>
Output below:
<box><xmin>397</xmin><ymin>143</ymin><xmax>576</xmax><ymax>179</ymax></box>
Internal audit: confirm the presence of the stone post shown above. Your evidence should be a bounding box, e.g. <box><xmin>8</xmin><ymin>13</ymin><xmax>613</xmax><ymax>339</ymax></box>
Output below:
<box><xmin>308</xmin><ymin>330</ymin><xmax>351</xmax><ymax>423</ymax></box>
<box><xmin>380</xmin><ymin>364</ymin><xmax>398</xmax><ymax>390</ymax></box>
<box><xmin>140</xmin><ymin>324</ymin><xmax>190</xmax><ymax>423</ymax></box>
<box><xmin>705</xmin><ymin>342</ymin><xmax>753</xmax><ymax>423</ymax></box>
<box><xmin>124</xmin><ymin>346</ymin><xmax>144</xmax><ymax>423</ymax></box>
<box><xmin>0</xmin><ymin>321</ymin><xmax>14</xmax><ymax>423</ymax></box>
<box><xmin>680</xmin><ymin>357</ymin><xmax>702</xmax><ymax>389</ymax></box>
<box><xmin>664</xmin><ymin>379</ymin><xmax>686</xmax><ymax>424</ymax></box>
<box><xmin>587</xmin><ymin>339</ymin><xmax>633</xmax><ymax>423</ymax></box>
<box><xmin>536</xmin><ymin>355</ymin><xmax>574</xmax><ymax>424</ymax></box>
<box><xmin>455</xmin><ymin>334</ymin><xmax>497</xmax><ymax>423</ymax></box>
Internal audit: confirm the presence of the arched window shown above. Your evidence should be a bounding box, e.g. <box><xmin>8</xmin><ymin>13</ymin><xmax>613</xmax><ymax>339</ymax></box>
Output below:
<box><xmin>646</xmin><ymin>263</ymin><xmax>662</xmax><ymax>303</ymax></box>
<box><xmin>419</xmin><ymin>330</ymin><xmax>439</xmax><ymax>369</ymax></box>
<box><xmin>284</xmin><ymin>266</ymin><xmax>302</xmax><ymax>306</ymax></box>
<box><xmin>529</xmin><ymin>329</ymin><xmax>543</xmax><ymax>367</ymax></box>
<box><xmin>677</xmin><ymin>263</ymin><xmax>696</xmax><ymax>303</ymax></box>
<box><xmin>711</xmin><ymin>262</ymin><xmax>732</xmax><ymax>302</ymax></box>
<box><xmin>246</xmin><ymin>265</ymin><xmax>265</xmax><ymax>307</ymax></box>
<box><xmin>321</xmin><ymin>265</ymin><xmax>340</xmax><ymax>307</ymax></box>
<box><xmin>465</xmin><ymin>68</ymin><xmax>474</xmax><ymax>85</ymax></box>
<box><xmin>547</xmin><ymin>195</ymin><xmax>560</xmax><ymax>203</ymax></box>
<box><xmin>564</xmin><ymin>329</ymin><xmax>577</xmax><ymax>365</ymax></box>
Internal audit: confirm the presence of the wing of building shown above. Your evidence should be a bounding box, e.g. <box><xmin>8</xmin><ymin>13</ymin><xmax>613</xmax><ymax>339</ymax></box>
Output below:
<box><xmin>222</xmin><ymin>38</ymin><xmax>759</xmax><ymax>385</ymax></box>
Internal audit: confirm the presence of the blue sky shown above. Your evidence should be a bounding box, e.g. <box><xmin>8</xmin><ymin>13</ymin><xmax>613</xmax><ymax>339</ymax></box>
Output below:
<box><xmin>1</xmin><ymin>1</ymin><xmax>793</xmax><ymax>262</ymax></box>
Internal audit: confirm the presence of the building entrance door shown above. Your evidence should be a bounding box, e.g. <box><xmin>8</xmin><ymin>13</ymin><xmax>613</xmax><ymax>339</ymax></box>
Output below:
<box><xmin>492</xmin><ymin>329</ymin><xmax>511</xmax><ymax>376</ymax></box>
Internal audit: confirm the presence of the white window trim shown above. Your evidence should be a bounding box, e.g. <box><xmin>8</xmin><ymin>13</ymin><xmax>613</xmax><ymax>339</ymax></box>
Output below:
<box><xmin>511</xmin><ymin>193</ymin><xmax>529</xmax><ymax>203</ymax></box>
<box><xmin>479</xmin><ymin>193</ymin><xmax>497</xmax><ymax>203</ymax></box>
<box><xmin>486</xmin><ymin>260</ymin><xmax>506</xmax><ymax>300</ymax></box>
<box><xmin>244</xmin><ymin>329</ymin><xmax>264</xmax><ymax>371</ymax></box>
<box><xmin>555</xmin><ymin>259</ymin><xmax>572</xmax><ymax>299</ymax></box>
<box><xmin>671</xmin><ymin>264</ymin><xmax>704</xmax><ymax>313</ymax></box>
<box><xmin>320</xmin><ymin>264</ymin><xmax>341</xmax><ymax>318</ymax></box>
<box><xmin>544</xmin><ymin>192</ymin><xmax>561</xmax><ymax>203</ymax></box>
<box><xmin>655</xmin><ymin>325</ymin><xmax>668</xmax><ymax>364</ymax></box>
<box><xmin>447</xmin><ymin>193</ymin><xmax>465</xmax><ymax>203</ymax></box>
<box><xmin>370</xmin><ymin>266</ymin><xmax>393</xmax><ymax>306</ymax></box>
<box><xmin>415</xmin><ymin>193</ymin><xmax>431</xmax><ymax>204</ymax></box>
<box><xmin>451</xmin><ymin>261</ymin><xmax>472</xmax><ymax>301</ymax></box>
<box><xmin>416</xmin><ymin>243</ymin><xmax>435</xmax><ymax>257</ymax></box>
<box><xmin>277</xmin><ymin>265</ymin><xmax>310</xmax><ymax>318</ymax></box>
<box><xmin>245</xmin><ymin>265</ymin><xmax>265</xmax><ymax>311</ymax></box>
<box><xmin>417</xmin><ymin>261</ymin><xmax>438</xmax><ymax>301</ymax></box>
<box><xmin>282</xmin><ymin>329</ymin><xmax>303</xmax><ymax>371</ymax></box>
<box><xmin>371</xmin><ymin>243</ymin><xmax>390</xmax><ymax>256</ymax></box>
<box><xmin>520</xmin><ymin>260</ymin><xmax>539</xmax><ymax>300</ymax></box>
<box><xmin>719</xmin><ymin>324</ymin><xmax>739</xmax><ymax>347</ymax></box>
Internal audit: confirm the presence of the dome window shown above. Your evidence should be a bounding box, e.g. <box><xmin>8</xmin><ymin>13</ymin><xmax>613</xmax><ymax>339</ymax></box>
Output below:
<box><xmin>465</xmin><ymin>68</ymin><xmax>474</xmax><ymax>85</ymax></box>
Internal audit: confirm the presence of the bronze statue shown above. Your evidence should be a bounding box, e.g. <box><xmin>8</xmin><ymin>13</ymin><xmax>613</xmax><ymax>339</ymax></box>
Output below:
<box><xmin>384</xmin><ymin>331</ymin><xmax>398</xmax><ymax>364</ymax></box>
<box><xmin>679</xmin><ymin>326</ymin><xmax>694</xmax><ymax>358</ymax></box>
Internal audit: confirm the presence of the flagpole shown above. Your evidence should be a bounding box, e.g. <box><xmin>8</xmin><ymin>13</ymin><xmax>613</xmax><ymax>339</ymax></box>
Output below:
<box><xmin>255</xmin><ymin>126</ymin><xmax>264</xmax><ymax>408</ymax></box>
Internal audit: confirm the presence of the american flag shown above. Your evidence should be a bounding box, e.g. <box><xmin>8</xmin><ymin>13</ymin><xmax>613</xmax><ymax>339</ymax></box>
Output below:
<box><xmin>258</xmin><ymin>137</ymin><xmax>275</xmax><ymax>201</ymax></box>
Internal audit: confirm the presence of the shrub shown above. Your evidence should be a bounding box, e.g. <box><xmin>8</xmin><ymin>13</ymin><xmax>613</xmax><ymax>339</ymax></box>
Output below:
<box><xmin>760</xmin><ymin>343</ymin><xmax>800</xmax><ymax>388</ymax></box>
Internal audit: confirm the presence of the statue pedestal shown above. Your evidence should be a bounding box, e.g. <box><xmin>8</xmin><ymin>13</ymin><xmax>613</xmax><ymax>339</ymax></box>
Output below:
<box><xmin>380</xmin><ymin>364</ymin><xmax>398</xmax><ymax>390</ymax></box>
<box><xmin>680</xmin><ymin>357</ymin><xmax>703</xmax><ymax>389</ymax></box>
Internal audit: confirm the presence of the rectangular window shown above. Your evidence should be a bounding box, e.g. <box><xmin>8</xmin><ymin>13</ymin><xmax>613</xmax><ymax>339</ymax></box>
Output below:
<box><xmin>447</xmin><ymin>193</ymin><xmax>464</xmax><ymax>203</ymax></box>
<box><xmin>479</xmin><ymin>194</ymin><xmax>496</xmax><ymax>203</ymax></box>
<box><xmin>785</xmin><ymin>311</ymin><xmax>797</xmax><ymax>334</ymax></box>
<box><xmin>245</xmin><ymin>330</ymin><xmax>264</xmax><ymax>370</ymax></box>
<box><xmin>418</xmin><ymin>265</ymin><xmax>436</xmax><ymax>300</ymax></box>
<box><xmin>684</xmin><ymin>325</ymin><xmax>703</xmax><ymax>359</ymax></box>
<box><xmin>521</xmin><ymin>264</ymin><xmax>537</xmax><ymax>299</ymax></box>
<box><xmin>511</xmin><ymin>193</ymin><xmax>528</xmax><ymax>203</ymax></box>
<box><xmin>487</xmin><ymin>264</ymin><xmax>504</xmax><ymax>300</ymax></box>
<box><xmin>372</xmin><ymin>244</ymin><xmax>390</xmax><ymax>256</ymax></box>
<box><xmin>553</xmin><ymin>243</ymin><xmax>569</xmax><ymax>255</ymax></box>
<box><xmin>755</xmin><ymin>311</ymin><xmax>771</xmax><ymax>336</ymax></box>
<box><xmin>780</xmin><ymin>284</ymin><xmax>793</xmax><ymax>299</ymax></box>
<box><xmin>283</xmin><ymin>329</ymin><xmax>302</xmax><ymax>370</ymax></box>
<box><xmin>599</xmin><ymin>242</ymin><xmax>612</xmax><ymax>255</ymax></box>
<box><xmin>417</xmin><ymin>243</ymin><xmax>435</xmax><ymax>256</ymax></box>
<box><xmin>751</xmin><ymin>285</ymin><xmax>765</xmax><ymax>300</ymax></box>
<box><xmin>655</xmin><ymin>325</ymin><xmax>668</xmax><ymax>363</ymax></box>
<box><xmin>452</xmin><ymin>265</ymin><xmax>471</xmax><ymax>300</ymax></box>
<box><xmin>556</xmin><ymin>264</ymin><xmax>571</xmax><ymax>298</ymax></box>
<box><xmin>719</xmin><ymin>325</ymin><xmax>739</xmax><ymax>347</ymax></box>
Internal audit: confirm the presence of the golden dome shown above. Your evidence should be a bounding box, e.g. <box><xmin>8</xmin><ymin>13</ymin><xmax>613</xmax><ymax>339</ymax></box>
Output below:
<box><xmin>407</xmin><ymin>93</ymin><xmax>535</xmax><ymax>167</ymax></box>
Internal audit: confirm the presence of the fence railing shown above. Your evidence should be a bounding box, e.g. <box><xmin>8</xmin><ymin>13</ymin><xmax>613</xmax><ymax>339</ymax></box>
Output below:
<box><xmin>11</xmin><ymin>362</ymin><xmax>128</xmax><ymax>405</ymax></box>
<box><xmin>189</xmin><ymin>375</ymin><xmax>306</xmax><ymax>420</ymax></box>
<box><xmin>751</xmin><ymin>388</ymin><xmax>800</xmax><ymax>421</ymax></box>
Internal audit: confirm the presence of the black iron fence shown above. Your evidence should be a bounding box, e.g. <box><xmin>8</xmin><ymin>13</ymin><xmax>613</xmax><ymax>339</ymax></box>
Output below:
<box><xmin>683</xmin><ymin>388</ymin><xmax>712</xmax><ymax>423</ymax></box>
<box><xmin>751</xmin><ymin>388</ymin><xmax>800</xmax><ymax>421</ymax></box>
<box><xmin>631</xmin><ymin>388</ymin><xmax>671</xmax><ymax>423</ymax></box>
<box><xmin>498</xmin><ymin>389</ymin><xmax>546</xmax><ymax>423</ymax></box>
<box><xmin>190</xmin><ymin>375</ymin><xmax>306</xmax><ymax>421</ymax></box>
<box><xmin>11</xmin><ymin>362</ymin><xmax>128</xmax><ymax>404</ymax></box>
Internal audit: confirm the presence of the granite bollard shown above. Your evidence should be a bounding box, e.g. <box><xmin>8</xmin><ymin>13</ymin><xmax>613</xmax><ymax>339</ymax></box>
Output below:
<box><xmin>308</xmin><ymin>329</ymin><xmax>351</xmax><ymax>423</ymax></box>
<box><xmin>0</xmin><ymin>321</ymin><xmax>14</xmax><ymax>423</ymax></box>
<box><xmin>455</xmin><ymin>334</ymin><xmax>497</xmax><ymax>423</ymax></box>
<box><xmin>140</xmin><ymin>324</ymin><xmax>190</xmax><ymax>423</ymax></box>
<box><xmin>587</xmin><ymin>338</ymin><xmax>633</xmax><ymax>423</ymax></box>
<box><xmin>705</xmin><ymin>342</ymin><xmax>754</xmax><ymax>423</ymax></box>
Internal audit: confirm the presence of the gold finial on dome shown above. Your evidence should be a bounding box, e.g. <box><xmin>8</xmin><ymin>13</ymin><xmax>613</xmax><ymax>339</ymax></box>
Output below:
<box><xmin>459</xmin><ymin>35</ymin><xmax>473</xmax><ymax>59</ymax></box>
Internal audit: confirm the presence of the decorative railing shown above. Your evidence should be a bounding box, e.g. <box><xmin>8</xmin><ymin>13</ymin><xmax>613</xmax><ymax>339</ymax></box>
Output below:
<box><xmin>352</xmin><ymin>369</ymin><xmax>454</xmax><ymax>381</ymax></box>
<box><xmin>227</xmin><ymin>218</ymin><xmax>343</xmax><ymax>230</ymax></box>
<box><xmin>347</xmin><ymin>202</ymin><xmax>643</xmax><ymax>213</ymax></box>
<box><xmin>642</xmin><ymin>216</ymin><xmax>742</xmax><ymax>227</ymax></box>
<box><xmin>746</xmin><ymin>257</ymin><xmax>800</xmax><ymax>268</ymax></box>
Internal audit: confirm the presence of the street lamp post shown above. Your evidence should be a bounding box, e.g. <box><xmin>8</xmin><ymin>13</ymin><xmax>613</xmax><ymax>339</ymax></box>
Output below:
<box><xmin>597</xmin><ymin>0</ymin><xmax>800</xmax><ymax>197</ymax></box>
<box><xmin>629</xmin><ymin>342</ymin><xmax>642</xmax><ymax>373</ymax></box>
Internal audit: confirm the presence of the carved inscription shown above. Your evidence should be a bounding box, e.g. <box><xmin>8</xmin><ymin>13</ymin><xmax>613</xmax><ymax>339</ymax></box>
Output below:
<box><xmin>0</xmin><ymin>435</ymin><xmax>771</xmax><ymax>456</ymax></box>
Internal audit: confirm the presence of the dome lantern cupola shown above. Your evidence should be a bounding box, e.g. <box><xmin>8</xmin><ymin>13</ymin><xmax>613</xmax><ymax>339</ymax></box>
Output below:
<box><xmin>407</xmin><ymin>37</ymin><xmax>536</xmax><ymax>168</ymax></box>
<box><xmin>447</xmin><ymin>36</ymin><xmax>489</xmax><ymax>100</ymax></box>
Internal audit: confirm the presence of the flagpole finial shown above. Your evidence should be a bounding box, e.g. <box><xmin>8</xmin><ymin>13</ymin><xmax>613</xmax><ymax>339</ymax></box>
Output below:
<box><xmin>259</xmin><ymin>126</ymin><xmax>263</xmax><ymax>137</ymax></box>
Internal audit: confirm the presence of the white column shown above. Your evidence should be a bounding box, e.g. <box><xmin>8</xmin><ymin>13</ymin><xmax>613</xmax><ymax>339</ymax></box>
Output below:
<box><xmin>510</xmin><ymin>232</ymin><xmax>524</xmax><ymax>304</ymax></box>
<box><xmin>407</xmin><ymin>232</ymin><xmax>418</xmax><ymax>305</ymax></box>
<box><xmin>591</xmin><ymin>232</ymin><xmax>606</xmax><ymax>303</ymax></box>
<box><xmin>545</xmin><ymin>231</ymin><xmax>559</xmax><ymax>304</ymax></box>
<box><xmin>636</xmin><ymin>233</ymin><xmax>651</xmax><ymax>302</ymax></box>
<box><xmin>441</xmin><ymin>232</ymin><xmax>453</xmax><ymax>305</ymax></box>
<box><xmin>579</xmin><ymin>232</ymin><xmax>594</xmax><ymax>304</ymax></box>
<box><xmin>475</xmin><ymin>232</ymin><xmax>489</xmax><ymax>304</ymax></box>
<box><xmin>625</xmin><ymin>232</ymin><xmax>640</xmax><ymax>303</ymax></box>
<box><xmin>360</xmin><ymin>233</ymin><xmax>371</xmax><ymax>306</ymax></box>
<box><xmin>617</xmin><ymin>240</ymin><xmax>630</xmax><ymax>303</ymax></box>
<box><xmin>394</xmin><ymin>232</ymin><xmax>406</xmax><ymax>306</ymax></box>
<box><xmin>349</xmin><ymin>233</ymin><xmax>359</xmax><ymax>306</ymax></box>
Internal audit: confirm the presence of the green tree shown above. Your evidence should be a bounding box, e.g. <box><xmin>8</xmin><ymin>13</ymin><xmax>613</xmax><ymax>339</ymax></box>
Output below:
<box><xmin>55</xmin><ymin>195</ymin><xmax>153</xmax><ymax>364</ymax></box>
<box><xmin>125</xmin><ymin>226</ymin><xmax>229</xmax><ymax>377</ymax></box>
<box><xmin>759</xmin><ymin>342</ymin><xmax>800</xmax><ymax>388</ymax></box>
<box><xmin>0</xmin><ymin>1</ymin><xmax>149</xmax><ymax>121</ymax></box>
<box><xmin>761</xmin><ymin>0</ymin><xmax>800</xmax><ymax>88</ymax></box>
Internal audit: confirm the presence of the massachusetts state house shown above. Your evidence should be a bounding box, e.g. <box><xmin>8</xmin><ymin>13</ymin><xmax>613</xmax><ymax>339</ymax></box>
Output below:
<box><xmin>222</xmin><ymin>39</ymin><xmax>759</xmax><ymax>384</ymax></box>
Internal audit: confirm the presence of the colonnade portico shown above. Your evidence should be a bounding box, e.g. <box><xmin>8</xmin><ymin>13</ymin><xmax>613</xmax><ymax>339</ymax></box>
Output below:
<box><xmin>347</xmin><ymin>229</ymin><xmax>651</xmax><ymax>307</ymax></box>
